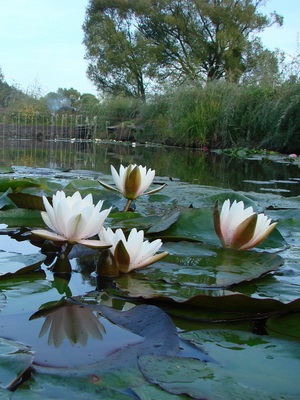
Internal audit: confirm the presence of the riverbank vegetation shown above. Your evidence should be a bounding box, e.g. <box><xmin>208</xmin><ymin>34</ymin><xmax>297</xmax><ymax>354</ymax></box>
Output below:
<box><xmin>1</xmin><ymin>0</ymin><xmax>300</xmax><ymax>153</ymax></box>
<box><xmin>1</xmin><ymin>78</ymin><xmax>299</xmax><ymax>154</ymax></box>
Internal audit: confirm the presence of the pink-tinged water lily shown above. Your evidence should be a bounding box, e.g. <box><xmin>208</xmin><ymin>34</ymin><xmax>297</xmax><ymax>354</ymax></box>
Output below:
<box><xmin>32</xmin><ymin>191</ymin><xmax>111</xmax><ymax>248</ymax></box>
<box><xmin>99</xmin><ymin>164</ymin><xmax>166</xmax><ymax>210</ymax></box>
<box><xmin>214</xmin><ymin>199</ymin><xmax>277</xmax><ymax>250</ymax></box>
<box><xmin>98</xmin><ymin>227</ymin><xmax>168</xmax><ymax>273</ymax></box>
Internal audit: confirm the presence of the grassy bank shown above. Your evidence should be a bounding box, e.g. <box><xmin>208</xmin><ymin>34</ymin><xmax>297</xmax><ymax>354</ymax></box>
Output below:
<box><xmin>99</xmin><ymin>81</ymin><xmax>300</xmax><ymax>154</ymax></box>
<box><xmin>1</xmin><ymin>80</ymin><xmax>299</xmax><ymax>154</ymax></box>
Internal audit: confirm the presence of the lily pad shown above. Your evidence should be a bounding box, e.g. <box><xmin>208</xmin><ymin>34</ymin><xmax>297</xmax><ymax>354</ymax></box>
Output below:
<box><xmin>266</xmin><ymin>312</ymin><xmax>300</xmax><ymax>340</ymax></box>
<box><xmin>0</xmin><ymin>252</ymin><xmax>45</xmax><ymax>278</ymax></box>
<box><xmin>0</xmin><ymin>177</ymin><xmax>44</xmax><ymax>192</ymax></box>
<box><xmin>0</xmin><ymin>337</ymin><xmax>34</xmax><ymax>390</ymax></box>
<box><xmin>8</xmin><ymin>193</ymin><xmax>45</xmax><ymax>210</ymax></box>
<box><xmin>167</xmin><ymin>329</ymin><xmax>300</xmax><ymax>400</ymax></box>
<box><xmin>0</xmin><ymin>209</ymin><xmax>43</xmax><ymax>227</ymax></box>
<box><xmin>12</xmin><ymin>372</ymin><xmax>136</xmax><ymax>399</ymax></box>
<box><xmin>0</xmin><ymin>166</ymin><xmax>14</xmax><ymax>174</ymax></box>
<box><xmin>131</xmin><ymin>247</ymin><xmax>283</xmax><ymax>288</ymax></box>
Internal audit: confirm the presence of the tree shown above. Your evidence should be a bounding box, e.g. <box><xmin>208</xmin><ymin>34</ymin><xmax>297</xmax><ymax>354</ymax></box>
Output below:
<box><xmin>238</xmin><ymin>38</ymin><xmax>282</xmax><ymax>86</ymax></box>
<box><xmin>83</xmin><ymin>0</ymin><xmax>158</xmax><ymax>100</ymax></box>
<box><xmin>135</xmin><ymin>0</ymin><xmax>282</xmax><ymax>83</ymax></box>
<box><xmin>83</xmin><ymin>0</ymin><xmax>283</xmax><ymax>96</ymax></box>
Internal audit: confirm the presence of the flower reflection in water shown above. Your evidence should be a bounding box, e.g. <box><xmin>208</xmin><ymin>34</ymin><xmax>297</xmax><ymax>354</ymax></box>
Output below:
<box><xmin>31</xmin><ymin>299</ymin><xmax>105</xmax><ymax>348</ymax></box>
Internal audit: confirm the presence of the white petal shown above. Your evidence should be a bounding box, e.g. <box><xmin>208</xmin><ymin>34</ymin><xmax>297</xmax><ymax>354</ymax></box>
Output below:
<box><xmin>134</xmin><ymin>239</ymin><xmax>163</xmax><ymax>266</ymax></box>
<box><xmin>127</xmin><ymin>231</ymin><xmax>143</xmax><ymax>263</ymax></box>
<box><xmin>111</xmin><ymin>165</ymin><xmax>123</xmax><ymax>192</ymax></box>
<box><xmin>42</xmin><ymin>196</ymin><xmax>58</xmax><ymax>232</ymax></box>
<box><xmin>128</xmin><ymin>251</ymin><xmax>168</xmax><ymax>271</ymax></box>
<box><xmin>31</xmin><ymin>229</ymin><xmax>67</xmax><ymax>242</ymax></box>
<box><xmin>54</xmin><ymin>195</ymin><xmax>70</xmax><ymax>236</ymax></box>
<box><xmin>41</xmin><ymin>211</ymin><xmax>58</xmax><ymax>234</ymax></box>
<box><xmin>77</xmin><ymin>239</ymin><xmax>111</xmax><ymax>248</ymax></box>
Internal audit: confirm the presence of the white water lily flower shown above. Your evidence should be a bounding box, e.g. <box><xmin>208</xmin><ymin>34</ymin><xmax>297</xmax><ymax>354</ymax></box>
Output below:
<box><xmin>99</xmin><ymin>164</ymin><xmax>166</xmax><ymax>200</ymax></box>
<box><xmin>99</xmin><ymin>227</ymin><xmax>168</xmax><ymax>273</ymax></box>
<box><xmin>214</xmin><ymin>199</ymin><xmax>277</xmax><ymax>250</ymax></box>
<box><xmin>32</xmin><ymin>191</ymin><xmax>111</xmax><ymax>248</ymax></box>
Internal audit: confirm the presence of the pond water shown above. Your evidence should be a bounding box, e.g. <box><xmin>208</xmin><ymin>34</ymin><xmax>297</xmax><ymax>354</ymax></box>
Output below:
<box><xmin>2</xmin><ymin>138</ymin><xmax>300</xmax><ymax>196</ymax></box>
<box><xmin>0</xmin><ymin>138</ymin><xmax>300</xmax><ymax>399</ymax></box>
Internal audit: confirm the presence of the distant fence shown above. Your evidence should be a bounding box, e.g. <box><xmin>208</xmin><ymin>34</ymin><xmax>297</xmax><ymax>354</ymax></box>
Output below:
<box><xmin>0</xmin><ymin>112</ymin><xmax>145</xmax><ymax>142</ymax></box>
<box><xmin>0</xmin><ymin>113</ymin><xmax>98</xmax><ymax>140</ymax></box>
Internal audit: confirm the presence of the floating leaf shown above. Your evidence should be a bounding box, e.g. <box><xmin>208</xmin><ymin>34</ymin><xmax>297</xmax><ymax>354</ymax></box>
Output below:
<box><xmin>8</xmin><ymin>193</ymin><xmax>45</xmax><ymax>210</ymax></box>
<box><xmin>107</xmin><ymin>211</ymin><xmax>159</xmax><ymax>231</ymax></box>
<box><xmin>13</xmin><ymin>372</ymin><xmax>135</xmax><ymax>399</ymax></box>
<box><xmin>147</xmin><ymin>208</ymin><xmax>180</xmax><ymax>233</ymax></box>
<box><xmin>0</xmin><ymin>189</ymin><xmax>15</xmax><ymax>210</ymax></box>
<box><xmin>0</xmin><ymin>166</ymin><xmax>14</xmax><ymax>174</ymax></box>
<box><xmin>0</xmin><ymin>209</ymin><xmax>43</xmax><ymax>227</ymax></box>
<box><xmin>171</xmin><ymin>330</ymin><xmax>300</xmax><ymax>399</ymax></box>
<box><xmin>0</xmin><ymin>337</ymin><xmax>34</xmax><ymax>390</ymax></box>
<box><xmin>266</xmin><ymin>312</ymin><xmax>300</xmax><ymax>340</ymax></box>
<box><xmin>130</xmin><ymin>247</ymin><xmax>283</xmax><ymax>288</ymax></box>
<box><xmin>0</xmin><ymin>252</ymin><xmax>45</xmax><ymax>278</ymax></box>
<box><xmin>0</xmin><ymin>177</ymin><xmax>43</xmax><ymax>192</ymax></box>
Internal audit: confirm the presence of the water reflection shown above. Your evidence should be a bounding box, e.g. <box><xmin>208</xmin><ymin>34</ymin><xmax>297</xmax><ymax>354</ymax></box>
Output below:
<box><xmin>31</xmin><ymin>299</ymin><xmax>105</xmax><ymax>348</ymax></box>
<box><xmin>1</xmin><ymin>138</ymin><xmax>299</xmax><ymax>196</ymax></box>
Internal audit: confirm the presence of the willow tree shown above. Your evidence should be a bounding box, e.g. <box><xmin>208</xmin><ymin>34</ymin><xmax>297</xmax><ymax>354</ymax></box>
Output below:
<box><xmin>83</xmin><ymin>0</ymin><xmax>282</xmax><ymax>96</ymax></box>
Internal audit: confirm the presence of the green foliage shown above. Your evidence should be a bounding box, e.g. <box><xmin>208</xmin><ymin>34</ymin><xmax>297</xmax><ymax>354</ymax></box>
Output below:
<box><xmin>135</xmin><ymin>80</ymin><xmax>300</xmax><ymax>152</ymax></box>
<box><xmin>83</xmin><ymin>0</ymin><xmax>282</xmax><ymax>97</ymax></box>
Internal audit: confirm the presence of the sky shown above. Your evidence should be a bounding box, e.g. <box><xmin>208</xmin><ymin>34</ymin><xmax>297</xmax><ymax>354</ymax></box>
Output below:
<box><xmin>0</xmin><ymin>0</ymin><xmax>299</xmax><ymax>97</ymax></box>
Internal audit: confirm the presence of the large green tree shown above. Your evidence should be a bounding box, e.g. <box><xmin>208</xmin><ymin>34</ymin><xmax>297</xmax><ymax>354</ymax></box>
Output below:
<box><xmin>83</xmin><ymin>0</ymin><xmax>282</xmax><ymax>97</ymax></box>
<box><xmin>83</xmin><ymin>0</ymin><xmax>159</xmax><ymax>100</ymax></box>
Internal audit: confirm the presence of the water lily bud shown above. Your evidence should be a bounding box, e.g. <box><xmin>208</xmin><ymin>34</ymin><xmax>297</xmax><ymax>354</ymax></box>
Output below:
<box><xmin>214</xmin><ymin>199</ymin><xmax>277</xmax><ymax>250</ymax></box>
<box><xmin>96</xmin><ymin>249</ymin><xmax>119</xmax><ymax>277</ymax></box>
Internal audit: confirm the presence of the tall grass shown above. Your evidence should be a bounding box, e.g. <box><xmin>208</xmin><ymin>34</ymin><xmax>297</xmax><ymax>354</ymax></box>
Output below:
<box><xmin>137</xmin><ymin>80</ymin><xmax>300</xmax><ymax>153</ymax></box>
<box><xmin>1</xmin><ymin>80</ymin><xmax>299</xmax><ymax>153</ymax></box>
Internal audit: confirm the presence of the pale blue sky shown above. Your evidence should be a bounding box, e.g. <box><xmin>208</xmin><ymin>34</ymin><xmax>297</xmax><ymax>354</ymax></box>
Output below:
<box><xmin>0</xmin><ymin>0</ymin><xmax>299</xmax><ymax>97</ymax></box>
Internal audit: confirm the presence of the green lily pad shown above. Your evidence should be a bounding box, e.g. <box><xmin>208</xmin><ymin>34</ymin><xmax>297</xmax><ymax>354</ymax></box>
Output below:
<box><xmin>138</xmin><ymin>331</ymin><xmax>300</xmax><ymax>399</ymax></box>
<box><xmin>169</xmin><ymin>329</ymin><xmax>300</xmax><ymax>400</ymax></box>
<box><xmin>134</xmin><ymin>246</ymin><xmax>283</xmax><ymax>288</ymax></box>
<box><xmin>0</xmin><ymin>337</ymin><xmax>34</xmax><ymax>390</ymax></box>
<box><xmin>107</xmin><ymin>212</ymin><xmax>159</xmax><ymax>231</ymax></box>
<box><xmin>0</xmin><ymin>177</ymin><xmax>44</xmax><ymax>192</ymax></box>
<box><xmin>266</xmin><ymin>312</ymin><xmax>300</xmax><ymax>340</ymax></box>
<box><xmin>0</xmin><ymin>252</ymin><xmax>45</xmax><ymax>278</ymax></box>
<box><xmin>0</xmin><ymin>209</ymin><xmax>43</xmax><ymax>227</ymax></box>
<box><xmin>8</xmin><ymin>193</ymin><xmax>45</xmax><ymax>210</ymax></box>
<box><xmin>0</xmin><ymin>189</ymin><xmax>15</xmax><ymax>210</ymax></box>
<box><xmin>0</xmin><ymin>166</ymin><xmax>14</xmax><ymax>174</ymax></box>
<box><xmin>13</xmin><ymin>372</ymin><xmax>136</xmax><ymax>399</ymax></box>
<box><xmin>133</xmin><ymin>384</ymin><xmax>190</xmax><ymax>399</ymax></box>
<box><xmin>147</xmin><ymin>209</ymin><xmax>180</xmax><ymax>233</ymax></box>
